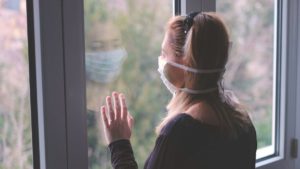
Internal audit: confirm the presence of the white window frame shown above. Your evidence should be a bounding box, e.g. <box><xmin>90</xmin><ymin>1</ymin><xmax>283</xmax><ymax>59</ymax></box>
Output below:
<box><xmin>26</xmin><ymin>0</ymin><xmax>299</xmax><ymax>168</ymax></box>
<box><xmin>296</xmin><ymin>1</ymin><xmax>300</xmax><ymax>167</ymax></box>
<box><xmin>27</xmin><ymin>0</ymin><xmax>87</xmax><ymax>168</ymax></box>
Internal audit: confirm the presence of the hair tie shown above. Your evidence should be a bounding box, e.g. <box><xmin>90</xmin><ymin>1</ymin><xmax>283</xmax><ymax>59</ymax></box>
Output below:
<box><xmin>183</xmin><ymin>11</ymin><xmax>201</xmax><ymax>34</ymax></box>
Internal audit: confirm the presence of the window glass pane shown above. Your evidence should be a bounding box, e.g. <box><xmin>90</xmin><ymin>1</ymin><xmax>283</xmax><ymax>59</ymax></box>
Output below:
<box><xmin>0</xmin><ymin>0</ymin><xmax>33</xmax><ymax>168</ymax></box>
<box><xmin>216</xmin><ymin>0</ymin><xmax>276</xmax><ymax>158</ymax></box>
<box><xmin>84</xmin><ymin>0</ymin><xmax>172</xmax><ymax>168</ymax></box>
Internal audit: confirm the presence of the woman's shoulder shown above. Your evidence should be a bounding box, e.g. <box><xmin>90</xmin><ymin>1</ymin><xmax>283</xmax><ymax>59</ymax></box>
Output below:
<box><xmin>157</xmin><ymin>113</ymin><xmax>221</xmax><ymax>153</ymax></box>
<box><xmin>160</xmin><ymin>113</ymin><xmax>219</xmax><ymax>137</ymax></box>
<box><xmin>160</xmin><ymin>113</ymin><xmax>255</xmax><ymax>142</ymax></box>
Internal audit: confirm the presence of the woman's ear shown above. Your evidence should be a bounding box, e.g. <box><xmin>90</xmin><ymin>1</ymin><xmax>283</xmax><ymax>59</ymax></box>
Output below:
<box><xmin>174</xmin><ymin>54</ymin><xmax>185</xmax><ymax>64</ymax></box>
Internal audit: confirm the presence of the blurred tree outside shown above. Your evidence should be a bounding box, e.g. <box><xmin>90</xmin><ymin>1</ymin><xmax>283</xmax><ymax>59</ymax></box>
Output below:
<box><xmin>0</xmin><ymin>0</ymin><xmax>33</xmax><ymax>168</ymax></box>
<box><xmin>217</xmin><ymin>0</ymin><xmax>274</xmax><ymax>148</ymax></box>
<box><xmin>84</xmin><ymin>0</ymin><xmax>172</xmax><ymax>168</ymax></box>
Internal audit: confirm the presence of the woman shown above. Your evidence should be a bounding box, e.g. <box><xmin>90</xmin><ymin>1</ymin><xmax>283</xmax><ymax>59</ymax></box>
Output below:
<box><xmin>100</xmin><ymin>12</ymin><xmax>257</xmax><ymax>169</ymax></box>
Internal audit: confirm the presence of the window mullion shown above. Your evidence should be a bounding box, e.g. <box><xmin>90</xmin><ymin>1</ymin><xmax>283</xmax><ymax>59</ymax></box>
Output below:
<box><xmin>62</xmin><ymin>0</ymin><xmax>88</xmax><ymax>168</ymax></box>
<box><xmin>29</xmin><ymin>0</ymin><xmax>69</xmax><ymax>168</ymax></box>
<box><xmin>185</xmin><ymin>0</ymin><xmax>215</xmax><ymax>13</ymax></box>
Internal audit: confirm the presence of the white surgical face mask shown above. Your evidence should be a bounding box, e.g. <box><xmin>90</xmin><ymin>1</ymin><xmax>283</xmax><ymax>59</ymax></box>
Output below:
<box><xmin>86</xmin><ymin>48</ymin><xmax>127</xmax><ymax>83</ymax></box>
<box><xmin>157</xmin><ymin>57</ymin><xmax>225</xmax><ymax>95</ymax></box>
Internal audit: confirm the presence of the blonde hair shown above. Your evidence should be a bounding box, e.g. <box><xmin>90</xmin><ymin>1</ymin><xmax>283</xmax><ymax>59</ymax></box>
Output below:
<box><xmin>156</xmin><ymin>12</ymin><xmax>251</xmax><ymax>138</ymax></box>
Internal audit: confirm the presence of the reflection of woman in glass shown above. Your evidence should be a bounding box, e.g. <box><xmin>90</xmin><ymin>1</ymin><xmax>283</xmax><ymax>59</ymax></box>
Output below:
<box><xmin>100</xmin><ymin>12</ymin><xmax>257</xmax><ymax>169</ymax></box>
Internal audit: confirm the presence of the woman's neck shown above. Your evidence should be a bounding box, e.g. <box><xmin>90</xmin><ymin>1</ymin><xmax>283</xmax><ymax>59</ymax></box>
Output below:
<box><xmin>185</xmin><ymin>101</ymin><xmax>220</xmax><ymax>126</ymax></box>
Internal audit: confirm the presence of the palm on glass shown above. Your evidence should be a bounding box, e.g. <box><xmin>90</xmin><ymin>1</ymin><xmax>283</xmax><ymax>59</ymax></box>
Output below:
<box><xmin>100</xmin><ymin>92</ymin><xmax>134</xmax><ymax>145</ymax></box>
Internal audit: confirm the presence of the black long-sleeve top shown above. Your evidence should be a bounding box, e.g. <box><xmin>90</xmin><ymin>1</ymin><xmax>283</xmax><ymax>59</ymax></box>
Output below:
<box><xmin>108</xmin><ymin>113</ymin><xmax>257</xmax><ymax>169</ymax></box>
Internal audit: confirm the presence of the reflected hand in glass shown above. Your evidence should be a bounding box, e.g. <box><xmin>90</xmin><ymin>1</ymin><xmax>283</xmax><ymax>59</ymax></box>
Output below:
<box><xmin>100</xmin><ymin>92</ymin><xmax>134</xmax><ymax>145</ymax></box>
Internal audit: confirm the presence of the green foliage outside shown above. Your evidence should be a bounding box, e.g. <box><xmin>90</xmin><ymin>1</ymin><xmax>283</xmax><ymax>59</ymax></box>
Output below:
<box><xmin>85</xmin><ymin>0</ymin><xmax>172</xmax><ymax>168</ymax></box>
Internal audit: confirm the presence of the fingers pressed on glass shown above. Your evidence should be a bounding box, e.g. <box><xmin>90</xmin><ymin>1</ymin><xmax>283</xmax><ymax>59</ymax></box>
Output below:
<box><xmin>101</xmin><ymin>106</ymin><xmax>109</xmax><ymax>128</ymax></box>
<box><xmin>127</xmin><ymin>113</ymin><xmax>133</xmax><ymax>129</ymax></box>
<box><xmin>113</xmin><ymin>92</ymin><xmax>121</xmax><ymax>120</ymax></box>
<box><xmin>120</xmin><ymin>93</ymin><xmax>128</xmax><ymax>120</ymax></box>
<box><xmin>106</xmin><ymin>96</ymin><xmax>115</xmax><ymax>121</ymax></box>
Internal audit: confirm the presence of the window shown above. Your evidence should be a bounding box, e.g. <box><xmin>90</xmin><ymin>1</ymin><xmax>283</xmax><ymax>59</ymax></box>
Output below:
<box><xmin>216</xmin><ymin>0</ymin><xmax>277</xmax><ymax>159</ymax></box>
<box><xmin>25</xmin><ymin>0</ymin><xmax>299</xmax><ymax>168</ymax></box>
<box><xmin>0</xmin><ymin>0</ymin><xmax>33</xmax><ymax>168</ymax></box>
<box><xmin>83</xmin><ymin>0</ymin><xmax>172</xmax><ymax>168</ymax></box>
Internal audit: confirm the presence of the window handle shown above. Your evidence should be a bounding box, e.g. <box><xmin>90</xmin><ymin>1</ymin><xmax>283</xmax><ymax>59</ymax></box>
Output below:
<box><xmin>291</xmin><ymin>138</ymin><xmax>298</xmax><ymax>158</ymax></box>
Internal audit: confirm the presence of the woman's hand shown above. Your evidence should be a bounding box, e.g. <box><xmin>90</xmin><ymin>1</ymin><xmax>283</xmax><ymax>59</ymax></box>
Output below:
<box><xmin>100</xmin><ymin>92</ymin><xmax>134</xmax><ymax>145</ymax></box>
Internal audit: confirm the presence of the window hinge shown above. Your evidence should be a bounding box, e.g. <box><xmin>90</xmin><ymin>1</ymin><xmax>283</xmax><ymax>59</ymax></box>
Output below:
<box><xmin>291</xmin><ymin>138</ymin><xmax>298</xmax><ymax>158</ymax></box>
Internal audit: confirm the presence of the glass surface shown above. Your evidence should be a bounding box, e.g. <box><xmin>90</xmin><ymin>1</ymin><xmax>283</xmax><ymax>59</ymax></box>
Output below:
<box><xmin>216</xmin><ymin>0</ymin><xmax>276</xmax><ymax>156</ymax></box>
<box><xmin>0</xmin><ymin>0</ymin><xmax>33</xmax><ymax>168</ymax></box>
<box><xmin>84</xmin><ymin>0</ymin><xmax>172</xmax><ymax>168</ymax></box>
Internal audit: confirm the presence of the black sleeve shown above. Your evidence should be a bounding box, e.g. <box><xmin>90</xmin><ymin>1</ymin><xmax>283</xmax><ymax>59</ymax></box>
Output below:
<box><xmin>108</xmin><ymin>115</ymin><xmax>195</xmax><ymax>169</ymax></box>
<box><xmin>108</xmin><ymin>132</ymin><xmax>187</xmax><ymax>169</ymax></box>
<box><xmin>108</xmin><ymin>139</ymin><xmax>138</xmax><ymax>169</ymax></box>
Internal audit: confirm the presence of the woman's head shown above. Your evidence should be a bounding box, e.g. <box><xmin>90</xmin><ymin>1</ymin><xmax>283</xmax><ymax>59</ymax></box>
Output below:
<box><xmin>162</xmin><ymin>12</ymin><xmax>230</xmax><ymax>93</ymax></box>
<box><xmin>157</xmin><ymin>12</ymin><xmax>250</xmax><ymax>137</ymax></box>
